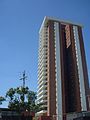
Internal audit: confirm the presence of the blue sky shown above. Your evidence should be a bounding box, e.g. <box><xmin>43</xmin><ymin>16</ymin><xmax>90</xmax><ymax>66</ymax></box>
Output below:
<box><xmin>0</xmin><ymin>0</ymin><xmax>90</xmax><ymax>107</ymax></box>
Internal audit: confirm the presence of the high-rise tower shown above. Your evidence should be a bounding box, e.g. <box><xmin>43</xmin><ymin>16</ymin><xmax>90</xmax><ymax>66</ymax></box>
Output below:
<box><xmin>37</xmin><ymin>17</ymin><xmax>89</xmax><ymax>120</ymax></box>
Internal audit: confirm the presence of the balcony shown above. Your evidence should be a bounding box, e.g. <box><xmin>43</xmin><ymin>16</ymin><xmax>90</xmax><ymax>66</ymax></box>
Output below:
<box><xmin>38</xmin><ymin>85</ymin><xmax>47</xmax><ymax>93</ymax></box>
<box><xmin>38</xmin><ymin>80</ymin><xmax>47</xmax><ymax>88</ymax></box>
<box><xmin>38</xmin><ymin>76</ymin><xmax>47</xmax><ymax>84</ymax></box>
<box><xmin>37</xmin><ymin>90</ymin><xmax>47</xmax><ymax>97</ymax></box>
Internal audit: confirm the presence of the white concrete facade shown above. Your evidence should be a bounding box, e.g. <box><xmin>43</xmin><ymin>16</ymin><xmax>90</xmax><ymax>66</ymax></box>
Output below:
<box><xmin>73</xmin><ymin>26</ymin><xmax>87</xmax><ymax>111</ymax></box>
<box><xmin>54</xmin><ymin>22</ymin><xmax>62</xmax><ymax>120</ymax></box>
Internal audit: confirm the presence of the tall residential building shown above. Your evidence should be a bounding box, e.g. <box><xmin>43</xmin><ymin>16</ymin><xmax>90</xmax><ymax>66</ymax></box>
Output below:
<box><xmin>37</xmin><ymin>17</ymin><xmax>89</xmax><ymax>120</ymax></box>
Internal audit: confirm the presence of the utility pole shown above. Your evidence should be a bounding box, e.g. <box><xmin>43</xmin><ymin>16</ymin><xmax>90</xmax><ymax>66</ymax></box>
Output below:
<box><xmin>20</xmin><ymin>70</ymin><xmax>27</xmax><ymax>88</ymax></box>
<box><xmin>20</xmin><ymin>71</ymin><xmax>28</xmax><ymax>109</ymax></box>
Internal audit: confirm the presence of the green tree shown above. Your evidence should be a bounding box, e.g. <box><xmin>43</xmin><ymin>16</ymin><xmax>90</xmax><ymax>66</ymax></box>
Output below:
<box><xmin>6</xmin><ymin>88</ymin><xmax>15</xmax><ymax>101</ymax></box>
<box><xmin>6</xmin><ymin>86</ymin><xmax>41</xmax><ymax>113</ymax></box>
<box><xmin>0</xmin><ymin>96</ymin><xmax>5</xmax><ymax>105</ymax></box>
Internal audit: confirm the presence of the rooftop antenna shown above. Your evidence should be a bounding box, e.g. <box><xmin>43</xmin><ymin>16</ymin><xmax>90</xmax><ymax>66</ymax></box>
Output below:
<box><xmin>20</xmin><ymin>70</ymin><xmax>27</xmax><ymax>88</ymax></box>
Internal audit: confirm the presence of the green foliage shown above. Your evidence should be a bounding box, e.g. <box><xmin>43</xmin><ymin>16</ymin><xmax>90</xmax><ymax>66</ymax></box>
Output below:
<box><xmin>0</xmin><ymin>96</ymin><xmax>5</xmax><ymax>105</ymax></box>
<box><xmin>6</xmin><ymin>88</ymin><xmax>15</xmax><ymax>101</ymax></box>
<box><xmin>5</xmin><ymin>86</ymin><xmax>41</xmax><ymax>113</ymax></box>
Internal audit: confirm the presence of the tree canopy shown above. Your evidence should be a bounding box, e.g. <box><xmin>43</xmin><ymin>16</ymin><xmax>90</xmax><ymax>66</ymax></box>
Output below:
<box><xmin>0</xmin><ymin>96</ymin><xmax>5</xmax><ymax>105</ymax></box>
<box><xmin>5</xmin><ymin>86</ymin><xmax>41</xmax><ymax>113</ymax></box>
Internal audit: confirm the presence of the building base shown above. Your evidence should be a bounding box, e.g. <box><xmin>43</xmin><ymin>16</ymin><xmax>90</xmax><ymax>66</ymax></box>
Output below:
<box><xmin>66</xmin><ymin>111</ymin><xmax>90</xmax><ymax>120</ymax></box>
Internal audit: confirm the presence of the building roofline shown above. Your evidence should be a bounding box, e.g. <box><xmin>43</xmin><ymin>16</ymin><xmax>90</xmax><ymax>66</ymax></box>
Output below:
<box><xmin>39</xmin><ymin>16</ymin><xmax>83</xmax><ymax>33</ymax></box>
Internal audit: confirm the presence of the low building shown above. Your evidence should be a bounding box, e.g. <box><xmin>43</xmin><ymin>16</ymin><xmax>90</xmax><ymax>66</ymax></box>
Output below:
<box><xmin>0</xmin><ymin>108</ymin><xmax>34</xmax><ymax>120</ymax></box>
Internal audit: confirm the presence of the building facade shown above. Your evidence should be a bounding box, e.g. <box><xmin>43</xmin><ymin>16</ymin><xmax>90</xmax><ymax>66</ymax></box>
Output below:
<box><xmin>37</xmin><ymin>17</ymin><xmax>89</xmax><ymax>120</ymax></box>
